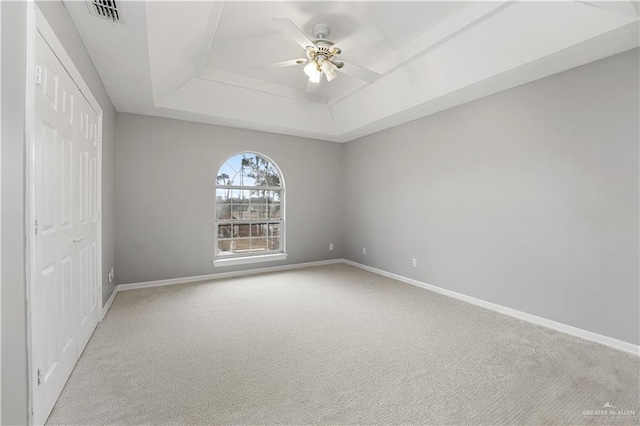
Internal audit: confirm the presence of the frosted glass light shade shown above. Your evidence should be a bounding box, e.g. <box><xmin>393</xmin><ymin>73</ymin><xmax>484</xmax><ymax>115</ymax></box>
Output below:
<box><xmin>304</xmin><ymin>62</ymin><xmax>321</xmax><ymax>83</ymax></box>
<box><xmin>322</xmin><ymin>60</ymin><xmax>338</xmax><ymax>82</ymax></box>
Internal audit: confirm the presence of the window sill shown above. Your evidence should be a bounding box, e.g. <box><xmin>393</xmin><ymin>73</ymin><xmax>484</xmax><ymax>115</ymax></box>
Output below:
<box><xmin>212</xmin><ymin>253</ymin><xmax>288</xmax><ymax>268</ymax></box>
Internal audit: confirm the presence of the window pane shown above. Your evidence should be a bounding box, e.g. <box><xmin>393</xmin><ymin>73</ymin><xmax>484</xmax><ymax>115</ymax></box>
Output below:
<box><xmin>269</xmin><ymin>205</ymin><xmax>281</xmax><ymax>219</ymax></box>
<box><xmin>232</xmin><ymin>204</ymin><xmax>250</xmax><ymax>220</ymax></box>
<box><xmin>265</xmin><ymin>175</ymin><xmax>279</xmax><ymax>187</ymax></box>
<box><xmin>228</xmin><ymin>170</ymin><xmax>242</xmax><ymax>186</ymax></box>
<box><xmin>233</xmin><ymin>224</ymin><xmax>250</xmax><ymax>237</ymax></box>
<box><xmin>264</xmin><ymin>163</ymin><xmax>280</xmax><ymax>186</ymax></box>
<box><xmin>253</xmin><ymin>172</ymin><xmax>268</xmax><ymax>187</ymax></box>
<box><xmin>268</xmin><ymin>237</ymin><xmax>280</xmax><ymax>251</ymax></box>
<box><xmin>251</xmin><ymin>205</ymin><xmax>266</xmax><ymax>219</ymax></box>
<box><xmin>245</xmin><ymin>205</ymin><xmax>257</xmax><ymax>219</ymax></box>
<box><xmin>216</xmin><ymin>189</ymin><xmax>230</xmax><ymax>203</ymax></box>
<box><xmin>241</xmin><ymin>174</ymin><xmax>258</xmax><ymax>187</ymax></box>
<box><xmin>251</xmin><ymin>237</ymin><xmax>267</xmax><ymax>251</ymax></box>
<box><xmin>229</xmin><ymin>170</ymin><xmax>257</xmax><ymax>187</ymax></box>
<box><xmin>262</xmin><ymin>190</ymin><xmax>272</xmax><ymax>204</ymax></box>
<box><xmin>216</xmin><ymin>204</ymin><xmax>231</xmax><ymax>220</ymax></box>
<box><xmin>232</xmin><ymin>238</ymin><xmax>251</xmax><ymax>253</ymax></box>
<box><xmin>231</xmin><ymin>189</ymin><xmax>250</xmax><ymax>203</ymax></box>
<box><xmin>273</xmin><ymin>190</ymin><xmax>282</xmax><ymax>203</ymax></box>
<box><xmin>218</xmin><ymin>224</ymin><xmax>232</xmax><ymax>238</ymax></box>
<box><xmin>250</xmin><ymin>190</ymin><xmax>264</xmax><ymax>202</ymax></box>
<box><xmin>218</xmin><ymin>239</ymin><xmax>232</xmax><ymax>255</ymax></box>
<box><xmin>268</xmin><ymin>223</ymin><xmax>280</xmax><ymax>238</ymax></box>
<box><xmin>252</xmin><ymin>223</ymin><xmax>268</xmax><ymax>238</ymax></box>
<box><xmin>260</xmin><ymin>190</ymin><xmax>278</xmax><ymax>204</ymax></box>
<box><xmin>216</xmin><ymin>165</ymin><xmax>234</xmax><ymax>186</ymax></box>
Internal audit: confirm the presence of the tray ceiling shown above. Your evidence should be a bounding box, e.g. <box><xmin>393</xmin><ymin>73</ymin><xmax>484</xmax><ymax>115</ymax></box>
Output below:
<box><xmin>64</xmin><ymin>1</ymin><xmax>640</xmax><ymax>142</ymax></box>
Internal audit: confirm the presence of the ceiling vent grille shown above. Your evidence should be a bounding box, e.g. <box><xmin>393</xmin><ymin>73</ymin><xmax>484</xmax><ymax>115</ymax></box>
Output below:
<box><xmin>88</xmin><ymin>0</ymin><xmax>120</xmax><ymax>22</ymax></box>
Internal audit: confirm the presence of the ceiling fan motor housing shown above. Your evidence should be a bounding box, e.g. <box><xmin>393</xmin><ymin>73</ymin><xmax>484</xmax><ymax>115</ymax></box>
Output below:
<box><xmin>312</xmin><ymin>23</ymin><xmax>330</xmax><ymax>39</ymax></box>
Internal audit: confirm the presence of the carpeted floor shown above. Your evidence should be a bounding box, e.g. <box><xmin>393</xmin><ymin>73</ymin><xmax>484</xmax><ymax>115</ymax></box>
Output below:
<box><xmin>47</xmin><ymin>263</ymin><xmax>639</xmax><ymax>425</ymax></box>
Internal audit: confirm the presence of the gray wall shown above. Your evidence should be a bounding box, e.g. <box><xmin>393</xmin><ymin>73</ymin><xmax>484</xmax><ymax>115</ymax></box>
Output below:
<box><xmin>115</xmin><ymin>113</ymin><xmax>344</xmax><ymax>284</ymax></box>
<box><xmin>1</xmin><ymin>2</ymin><xmax>117</xmax><ymax>423</ymax></box>
<box><xmin>1</xmin><ymin>2</ymin><xmax>29</xmax><ymax>424</ymax></box>
<box><xmin>343</xmin><ymin>48</ymin><xmax>639</xmax><ymax>345</ymax></box>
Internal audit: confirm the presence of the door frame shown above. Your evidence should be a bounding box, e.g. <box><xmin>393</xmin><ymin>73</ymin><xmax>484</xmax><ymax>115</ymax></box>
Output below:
<box><xmin>25</xmin><ymin>3</ymin><xmax>103</xmax><ymax>424</ymax></box>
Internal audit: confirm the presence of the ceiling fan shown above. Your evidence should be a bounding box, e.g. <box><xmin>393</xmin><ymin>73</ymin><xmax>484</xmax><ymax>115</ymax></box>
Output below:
<box><xmin>255</xmin><ymin>18</ymin><xmax>383</xmax><ymax>92</ymax></box>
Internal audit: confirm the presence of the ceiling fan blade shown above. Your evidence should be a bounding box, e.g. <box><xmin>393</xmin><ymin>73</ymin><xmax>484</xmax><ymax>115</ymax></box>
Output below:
<box><xmin>254</xmin><ymin>58</ymin><xmax>307</xmax><ymax>71</ymax></box>
<box><xmin>273</xmin><ymin>18</ymin><xmax>315</xmax><ymax>50</ymax></box>
<box><xmin>333</xmin><ymin>26</ymin><xmax>384</xmax><ymax>54</ymax></box>
<box><xmin>306</xmin><ymin>78</ymin><xmax>321</xmax><ymax>93</ymax></box>
<box><xmin>339</xmin><ymin>60</ymin><xmax>381</xmax><ymax>84</ymax></box>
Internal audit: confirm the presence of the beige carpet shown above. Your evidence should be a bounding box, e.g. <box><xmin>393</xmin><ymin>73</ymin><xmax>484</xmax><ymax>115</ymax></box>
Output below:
<box><xmin>47</xmin><ymin>263</ymin><xmax>639</xmax><ymax>425</ymax></box>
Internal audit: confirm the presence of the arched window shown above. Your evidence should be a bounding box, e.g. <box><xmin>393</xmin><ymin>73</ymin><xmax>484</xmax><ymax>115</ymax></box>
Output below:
<box><xmin>214</xmin><ymin>153</ymin><xmax>286</xmax><ymax>266</ymax></box>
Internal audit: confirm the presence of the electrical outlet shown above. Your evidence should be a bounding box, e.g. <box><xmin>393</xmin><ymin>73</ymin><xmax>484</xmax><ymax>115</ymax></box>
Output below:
<box><xmin>108</xmin><ymin>267</ymin><xmax>114</xmax><ymax>283</ymax></box>
<box><xmin>329</xmin><ymin>243</ymin><xmax>334</xmax><ymax>251</ymax></box>
<box><xmin>412</xmin><ymin>258</ymin><xmax>417</xmax><ymax>267</ymax></box>
<box><xmin>362</xmin><ymin>247</ymin><xmax>367</xmax><ymax>255</ymax></box>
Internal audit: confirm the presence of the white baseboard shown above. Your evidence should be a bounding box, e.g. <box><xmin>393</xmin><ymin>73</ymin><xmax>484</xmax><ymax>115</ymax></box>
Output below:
<box><xmin>342</xmin><ymin>259</ymin><xmax>640</xmax><ymax>356</ymax></box>
<box><xmin>117</xmin><ymin>258</ymin><xmax>343</xmax><ymax>291</ymax></box>
<box><xmin>101</xmin><ymin>286</ymin><xmax>118</xmax><ymax>322</ymax></box>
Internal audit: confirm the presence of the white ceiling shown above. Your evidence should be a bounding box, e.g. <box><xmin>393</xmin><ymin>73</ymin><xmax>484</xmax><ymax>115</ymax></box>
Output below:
<box><xmin>63</xmin><ymin>1</ymin><xmax>640</xmax><ymax>142</ymax></box>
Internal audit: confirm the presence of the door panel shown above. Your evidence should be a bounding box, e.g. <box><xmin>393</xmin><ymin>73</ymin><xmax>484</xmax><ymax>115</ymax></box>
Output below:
<box><xmin>79</xmin><ymin>150</ymin><xmax>87</xmax><ymax>224</ymax></box>
<box><xmin>41</xmin><ymin>61</ymin><xmax>58</xmax><ymax>109</ymax></box>
<box><xmin>37</xmin><ymin>122</ymin><xmax>57</xmax><ymax>235</ymax></box>
<box><xmin>59</xmin><ymin>135</ymin><xmax>73</xmax><ymax>228</ymax></box>
<box><xmin>61</xmin><ymin>255</ymin><xmax>74</xmax><ymax>355</ymax></box>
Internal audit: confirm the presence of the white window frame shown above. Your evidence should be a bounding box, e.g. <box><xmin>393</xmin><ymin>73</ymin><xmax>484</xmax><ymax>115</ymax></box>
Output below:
<box><xmin>212</xmin><ymin>152</ymin><xmax>287</xmax><ymax>267</ymax></box>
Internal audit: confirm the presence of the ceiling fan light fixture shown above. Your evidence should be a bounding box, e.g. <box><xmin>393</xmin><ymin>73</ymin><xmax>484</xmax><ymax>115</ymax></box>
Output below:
<box><xmin>304</xmin><ymin>61</ymin><xmax>322</xmax><ymax>83</ymax></box>
<box><xmin>322</xmin><ymin>60</ymin><xmax>338</xmax><ymax>82</ymax></box>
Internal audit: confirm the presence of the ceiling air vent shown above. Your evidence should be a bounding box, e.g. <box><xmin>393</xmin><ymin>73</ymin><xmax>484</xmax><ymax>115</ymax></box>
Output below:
<box><xmin>87</xmin><ymin>0</ymin><xmax>121</xmax><ymax>22</ymax></box>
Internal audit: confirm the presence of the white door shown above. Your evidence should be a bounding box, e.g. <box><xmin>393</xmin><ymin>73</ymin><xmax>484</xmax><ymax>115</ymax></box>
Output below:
<box><xmin>32</xmin><ymin>32</ymin><xmax>100</xmax><ymax>425</ymax></box>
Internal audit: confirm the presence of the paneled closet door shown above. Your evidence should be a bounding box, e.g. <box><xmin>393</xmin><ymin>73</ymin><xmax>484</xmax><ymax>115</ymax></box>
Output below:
<box><xmin>32</xmin><ymin>32</ymin><xmax>100</xmax><ymax>425</ymax></box>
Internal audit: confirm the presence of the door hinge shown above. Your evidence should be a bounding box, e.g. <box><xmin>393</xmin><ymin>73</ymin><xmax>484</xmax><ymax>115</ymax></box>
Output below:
<box><xmin>97</xmin><ymin>211</ymin><xmax>101</xmax><ymax>220</ymax></box>
<box><xmin>35</xmin><ymin>66</ymin><xmax>42</xmax><ymax>85</ymax></box>
<box><xmin>35</xmin><ymin>219</ymin><xmax>39</xmax><ymax>236</ymax></box>
<box><xmin>97</xmin><ymin>136</ymin><xmax>102</xmax><ymax>145</ymax></box>
<box><xmin>37</xmin><ymin>368</ymin><xmax>43</xmax><ymax>385</ymax></box>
